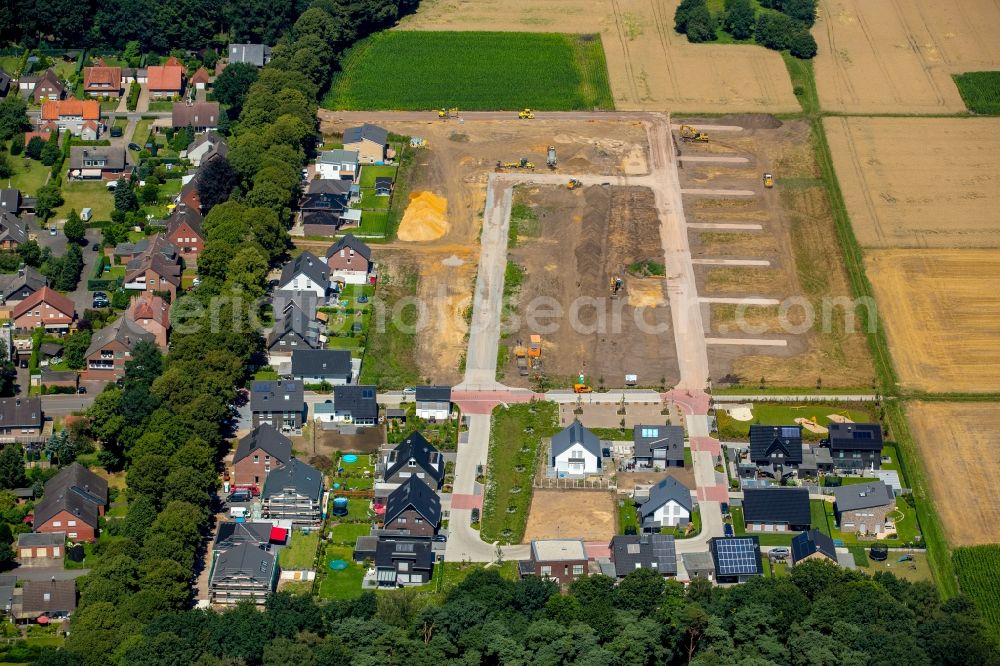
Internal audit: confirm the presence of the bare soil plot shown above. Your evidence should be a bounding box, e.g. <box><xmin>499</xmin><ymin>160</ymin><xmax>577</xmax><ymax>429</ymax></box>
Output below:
<box><xmin>504</xmin><ymin>185</ymin><xmax>680</xmax><ymax>389</ymax></box>
<box><xmin>908</xmin><ymin>402</ymin><xmax>1000</xmax><ymax>546</ymax></box>
<box><xmin>866</xmin><ymin>250</ymin><xmax>1000</xmax><ymax>393</ymax></box>
<box><xmin>616</xmin><ymin>468</ymin><xmax>696</xmax><ymax>494</ymax></box>
<box><xmin>523</xmin><ymin>489</ymin><xmax>615</xmax><ymax>542</ymax></box>
<box><xmin>825</xmin><ymin>117</ymin><xmax>1000</xmax><ymax>249</ymax></box>
<box><xmin>814</xmin><ymin>0</ymin><xmax>1000</xmax><ymax>113</ymax></box>
<box><xmin>557</xmin><ymin>402</ymin><xmax>671</xmax><ymax>429</ymax></box>
<box><xmin>397</xmin><ymin>0</ymin><xmax>798</xmax><ymax>113</ymax></box>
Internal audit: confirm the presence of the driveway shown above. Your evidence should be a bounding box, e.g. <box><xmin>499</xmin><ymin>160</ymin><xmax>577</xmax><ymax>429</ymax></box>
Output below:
<box><xmin>13</xmin><ymin>566</ymin><xmax>90</xmax><ymax>581</ymax></box>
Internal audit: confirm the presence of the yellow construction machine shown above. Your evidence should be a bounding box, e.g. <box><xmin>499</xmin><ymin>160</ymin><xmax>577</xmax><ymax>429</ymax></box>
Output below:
<box><xmin>573</xmin><ymin>372</ymin><xmax>593</xmax><ymax>393</ymax></box>
<box><xmin>567</xmin><ymin>178</ymin><xmax>582</xmax><ymax>190</ymax></box>
<box><xmin>609</xmin><ymin>276</ymin><xmax>623</xmax><ymax>296</ymax></box>
<box><xmin>763</xmin><ymin>172</ymin><xmax>774</xmax><ymax>188</ymax></box>
<box><xmin>518</xmin><ymin>108</ymin><xmax>535</xmax><ymax>119</ymax></box>
<box><xmin>437</xmin><ymin>107</ymin><xmax>459</xmax><ymax>119</ymax></box>
<box><xmin>679</xmin><ymin>124</ymin><xmax>709</xmax><ymax>142</ymax></box>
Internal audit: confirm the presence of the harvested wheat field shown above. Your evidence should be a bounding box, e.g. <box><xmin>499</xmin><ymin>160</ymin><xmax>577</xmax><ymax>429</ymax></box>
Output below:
<box><xmin>908</xmin><ymin>402</ymin><xmax>1000</xmax><ymax>546</ymax></box>
<box><xmin>815</xmin><ymin>0</ymin><xmax>1000</xmax><ymax>113</ymax></box>
<box><xmin>398</xmin><ymin>0</ymin><xmax>798</xmax><ymax>112</ymax></box>
<box><xmin>866</xmin><ymin>250</ymin><xmax>1000</xmax><ymax>393</ymax></box>
<box><xmin>826</xmin><ymin>117</ymin><xmax>1000</xmax><ymax>248</ymax></box>
<box><xmin>523</xmin><ymin>490</ymin><xmax>615</xmax><ymax>542</ymax></box>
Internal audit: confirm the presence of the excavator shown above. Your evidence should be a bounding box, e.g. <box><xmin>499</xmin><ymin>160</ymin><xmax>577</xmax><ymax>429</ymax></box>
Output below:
<box><xmin>679</xmin><ymin>124</ymin><xmax>709</xmax><ymax>142</ymax></box>
<box><xmin>518</xmin><ymin>108</ymin><xmax>535</xmax><ymax>119</ymax></box>
<box><xmin>567</xmin><ymin>178</ymin><xmax>582</xmax><ymax>190</ymax></box>
<box><xmin>437</xmin><ymin>107</ymin><xmax>459</xmax><ymax>119</ymax></box>
<box><xmin>609</xmin><ymin>276</ymin><xmax>623</xmax><ymax>297</ymax></box>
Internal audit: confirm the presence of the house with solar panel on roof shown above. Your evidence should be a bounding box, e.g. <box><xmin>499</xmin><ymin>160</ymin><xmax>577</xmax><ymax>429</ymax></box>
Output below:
<box><xmin>250</xmin><ymin>380</ymin><xmax>305</xmax><ymax>431</ymax></box>
<box><xmin>745</xmin><ymin>424</ymin><xmax>804</xmax><ymax>480</ymax></box>
<box><xmin>609</xmin><ymin>533</ymin><xmax>677</xmax><ymax>578</ymax></box>
<box><xmin>741</xmin><ymin>487</ymin><xmax>811</xmax><ymax>533</ymax></box>
<box><xmin>709</xmin><ymin>536</ymin><xmax>763</xmax><ymax>584</ymax></box>
<box><xmin>823</xmin><ymin>423</ymin><xmax>884</xmax><ymax>474</ymax></box>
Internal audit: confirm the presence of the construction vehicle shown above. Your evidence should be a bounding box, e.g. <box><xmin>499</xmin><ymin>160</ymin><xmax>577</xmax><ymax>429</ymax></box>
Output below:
<box><xmin>513</xmin><ymin>344</ymin><xmax>530</xmax><ymax>376</ymax></box>
<box><xmin>574</xmin><ymin>372</ymin><xmax>593</xmax><ymax>393</ymax></box>
<box><xmin>437</xmin><ymin>107</ymin><xmax>459</xmax><ymax>119</ymax></box>
<box><xmin>763</xmin><ymin>172</ymin><xmax>774</xmax><ymax>188</ymax></box>
<box><xmin>518</xmin><ymin>108</ymin><xmax>535</xmax><ymax>119</ymax></box>
<box><xmin>528</xmin><ymin>335</ymin><xmax>541</xmax><ymax>359</ymax></box>
<box><xmin>610</xmin><ymin>276</ymin><xmax>623</xmax><ymax>296</ymax></box>
<box><xmin>567</xmin><ymin>178</ymin><xmax>582</xmax><ymax>190</ymax></box>
<box><xmin>547</xmin><ymin>146</ymin><xmax>557</xmax><ymax>169</ymax></box>
<box><xmin>679</xmin><ymin>124</ymin><xmax>709</xmax><ymax>142</ymax></box>
<box><xmin>500</xmin><ymin>158</ymin><xmax>535</xmax><ymax>170</ymax></box>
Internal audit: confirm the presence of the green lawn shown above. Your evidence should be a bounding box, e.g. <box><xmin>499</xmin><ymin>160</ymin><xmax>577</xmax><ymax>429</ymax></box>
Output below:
<box><xmin>330</xmin><ymin>495</ymin><xmax>375</xmax><ymax>523</ymax></box>
<box><xmin>54</xmin><ymin>181</ymin><xmax>115</xmax><ymax>222</ymax></box>
<box><xmin>360</xmin><ymin>190</ymin><xmax>390</xmax><ymax>210</ymax></box>
<box><xmin>858</xmin><ymin>551</ymin><xmax>934</xmax><ymax>584</ymax></box>
<box><xmin>130</xmin><ymin>118</ymin><xmax>153</xmax><ymax>150</ymax></box>
<box><xmin>358</xmin><ymin>263</ymin><xmax>421</xmax><ymax>388</ymax></box>
<box><xmin>716</xmin><ymin>402</ymin><xmax>875</xmax><ymax>441</ymax></box>
<box><xmin>324</xmin><ymin>31</ymin><xmax>613</xmax><ymax>111</ymax></box>
<box><xmin>316</xmin><ymin>545</ymin><xmax>365</xmax><ymax>599</ymax></box>
<box><xmin>148</xmin><ymin>100</ymin><xmax>173</xmax><ymax>112</ymax></box>
<box><xmin>438</xmin><ymin>561</ymin><xmax>518</xmax><ymax>594</ymax></box>
<box><xmin>8</xmin><ymin>156</ymin><xmax>50</xmax><ymax>194</ymax></box>
<box><xmin>111</xmin><ymin>117</ymin><xmax>128</xmax><ymax>130</ymax></box>
<box><xmin>355</xmin><ymin>210</ymin><xmax>392</xmax><ymax>237</ymax></box>
<box><xmin>815</xmin><ymin>494</ymin><xmax>920</xmax><ymax>547</ymax></box>
<box><xmin>330</xmin><ymin>522</ymin><xmax>372</xmax><ymax>545</ymax></box>
<box><xmin>617</xmin><ymin>498</ymin><xmax>639</xmax><ymax>534</ymax></box>
<box><xmin>359</xmin><ymin>165</ymin><xmax>397</xmax><ymax>187</ymax></box>
<box><xmin>279</xmin><ymin>530</ymin><xmax>320</xmax><ymax>570</ymax></box>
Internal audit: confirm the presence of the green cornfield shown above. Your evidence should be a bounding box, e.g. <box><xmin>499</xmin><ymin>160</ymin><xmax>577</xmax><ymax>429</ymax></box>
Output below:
<box><xmin>953</xmin><ymin>71</ymin><xmax>1000</xmax><ymax>114</ymax></box>
<box><xmin>954</xmin><ymin>545</ymin><xmax>1000</xmax><ymax>642</ymax></box>
<box><xmin>324</xmin><ymin>31</ymin><xmax>614</xmax><ymax>111</ymax></box>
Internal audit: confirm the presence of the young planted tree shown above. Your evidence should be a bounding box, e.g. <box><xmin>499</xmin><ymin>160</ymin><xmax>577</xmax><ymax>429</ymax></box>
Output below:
<box><xmin>64</xmin><ymin>209</ymin><xmax>87</xmax><ymax>244</ymax></box>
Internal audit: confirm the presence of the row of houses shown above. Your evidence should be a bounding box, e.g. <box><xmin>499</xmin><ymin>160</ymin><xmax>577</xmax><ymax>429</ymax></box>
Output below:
<box><xmin>743</xmin><ymin>422</ymin><xmax>885</xmax><ymax>479</ymax></box>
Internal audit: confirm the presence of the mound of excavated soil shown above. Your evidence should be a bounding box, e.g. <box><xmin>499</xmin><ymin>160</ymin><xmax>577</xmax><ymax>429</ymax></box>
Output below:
<box><xmin>398</xmin><ymin>191</ymin><xmax>449</xmax><ymax>241</ymax></box>
<box><xmin>715</xmin><ymin>113</ymin><xmax>783</xmax><ymax>129</ymax></box>
<box><xmin>794</xmin><ymin>417</ymin><xmax>828</xmax><ymax>434</ymax></box>
<box><xmin>627</xmin><ymin>279</ymin><xmax>666</xmax><ymax>308</ymax></box>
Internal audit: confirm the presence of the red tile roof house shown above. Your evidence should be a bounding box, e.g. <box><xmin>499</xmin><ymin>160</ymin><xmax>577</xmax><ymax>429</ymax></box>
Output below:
<box><xmin>82</xmin><ymin>316</ymin><xmax>155</xmax><ymax>382</ymax></box>
<box><xmin>41</xmin><ymin>99</ymin><xmax>101</xmax><ymax>137</ymax></box>
<box><xmin>232</xmin><ymin>424</ymin><xmax>293</xmax><ymax>489</ymax></box>
<box><xmin>164</xmin><ymin>204</ymin><xmax>204</xmax><ymax>259</ymax></box>
<box><xmin>12</xmin><ymin>287</ymin><xmax>75</xmax><ymax>334</ymax></box>
<box><xmin>126</xmin><ymin>292</ymin><xmax>170</xmax><ymax>350</ymax></box>
<box><xmin>123</xmin><ymin>238</ymin><xmax>182</xmax><ymax>299</ymax></box>
<box><xmin>83</xmin><ymin>66</ymin><xmax>122</xmax><ymax>97</ymax></box>
<box><xmin>147</xmin><ymin>60</ymin><xmax>184</xmax><ymax>98</ymax></box>
<box><xmin>32</xmin><ymin>462</ymin><xmax>108</xmax><ymax>543</ymax></box>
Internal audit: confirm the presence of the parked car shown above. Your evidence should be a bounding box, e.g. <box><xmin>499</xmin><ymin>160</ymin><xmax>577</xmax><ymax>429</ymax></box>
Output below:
<box><xmin>92</xmin><ymin>243</ymin><xmax>101</xmax><ymax>251</ymax></box>
<box><xmin>92</xmin><ymin>292</ymin><xmax>110</xmax><ymax>308</ymax></box>
<box><xmin>402</xmin><ymin>387</ymin><xmax>416</xmax><ymax>394</ymax></box>
<box><xmin>110</xmin><ymin>126</ymin><xmax>123</xmax><ymax>137</ymax></box>
<box><xmin>128</xmin><ymin>142</ymin><xmax>141</xmax><ymax>151</ymax></box>
<box><xmin>769</xmin><ymin>547</ymin><xmax>790</xmax><ymax>559</ymax></box>
<box><xmin>431</xmin><ymin>534</ymin><xmax>448</xmax><ymax>543</ymax></box>
<box><xmin>49</xmin><ymin>225</ymin><xmax>57</xmax><ymax>236</ymax></box>
<box><xmin>227</xmin><ymin>490</ymin><xmax>251</xmax><ymax>504</ymax></box>
<box><xmin>723</xmin><ymin>523</ymin><xmax>734</xmax><ymax>537</ymax></box>
<box><xmin>77</xmin><ymin>386</ymin><xmax>87</xmax><ymax>394</ymax></box>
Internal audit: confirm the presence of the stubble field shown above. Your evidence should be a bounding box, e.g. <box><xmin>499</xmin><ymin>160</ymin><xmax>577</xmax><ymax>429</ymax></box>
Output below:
<box><xmin>826</xmin><ymin>117</ymin><xmax>1000</xmax><ymax>249</ymax></box>
<box><xmin>814</xmin><ymin>0</ymin><xmax>1000</xmax><ymax>113</ymax></box>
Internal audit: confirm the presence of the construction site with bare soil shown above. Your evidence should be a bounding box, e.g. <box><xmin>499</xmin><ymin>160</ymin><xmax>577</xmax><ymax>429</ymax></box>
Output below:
<box><xmin>501</xmin><ymin>183</ymin><xmax>679</xmax><ymax>390</ymax></box>
<box><xmin>674</xmin><ymin>116</ymin><xmax>874</xmax><ymax>389</ymax></box>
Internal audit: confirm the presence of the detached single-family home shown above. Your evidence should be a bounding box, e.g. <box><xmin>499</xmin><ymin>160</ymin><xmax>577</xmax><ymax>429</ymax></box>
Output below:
<box><xmin>609</xmin><ymin>533</ymin><xmax>677</xmax><ymax>577</ymax></box>
<box><xmin>126</xmin><ymin>293</ymin><xmax>170</xmax><ymax>350</ymax></box>
<box><xmin>709</xmin><ymin>536</ymin><xmax>763</xmax><ymax>584</ymax></box>
<box><xmin>115</xmin><ymin>234</ymin><xmax>177</xmax><ymax>265</ymax></box>
<box><xmin>0</xmin><ymin>68</ymin><xmax>11</xmax><ymax>96</ymax></box>
<box><xmin>69</xmin><ymin>146</ymin><xmax>127</xmax><ymax>179</ymax></box>
<box><xmin>41</xmin><ymin>98</ymin><xmax>101</xmax><ymax>136</ymax></box>
<box><xmin>32</xmin><ymin>462</ymin><xmax>108</xmax><ymax>542</ymax></box>
<box><xmin>83</xmin><ymin>66</ymin><xmax>122</xmax><ymax>97</ymax></box>
<box><xmin>0</xmin><ymin>267</ymin><xmax>44</xmax><ymax>305</ymax></box>
<box><xmin>790</xmin><ymin>528</ymin><xmax>837</xmax><ymax>566</ymax></box>
<box><xmin>0</xmin><ymin>397</ymin><xmax>42</xmax><ymax>436</ymax></box>
<box><xmin>82</xmin><ymin>316</ymin><xmax>156</xmax><ymax>382</ymax></box>
<box><xmin>299</xmin><ymin>191</ymin><xmax>349</xmax><ymax>232</ymax></box>
<box><xmin>172</xmin><ymin>101</ymin><xmax>220</xmax><ymax>130</ymax></box>
<box><xmin>749</xmin><ymin>425</ymin><xmax>803</xmax><ymax>479</ymax></box>
<box><xmin>316</xmin><ymin>149</ymin><xmax>359</xmax><ymax>181</ymax></box>
<box><xmin>550</xmin><ymin>421</ymin><xmax>602</xmax><ymax>477</ymax></box>
<box><xmin>15</xmin><ymin>580</ymin><xmax>76</xmax><ymax>622</ymax></box>
<box><xmin>190</xmin><ymin>67</ymin><xmax>210</xmax><ymax>90</ymax></box>
<box><xmin>214</xmin><ymin>521</ymin><xmax>277</xmax><ymax>551</ymax></box>
<box><xmin>228</xmin><ymin>43</ymin><xmax>272</xmax><ymax>67</ymax></box>
<box><xmin>826</xmin><ymin>423</ymin><xmax>883</xmax><ymax>474</ymax></box>
<box><xmin>381</xmin><ymin>431</ymin><xmax>445</xmax><ymax>489</ymax></box>
<box><xmin>519</xmin><ymin>540</ymin><xmax>589</xmax><ymax>586</ymax></box>
<box><xmin>331</xmin><ymin>385</ymin><xmax>378</xmax><ymax>426</ymax></box>
<box><xmin>833</xmin><ymin>481</ymin><xmax>895</xmax><ymax>536</ymax></box>
<box><xmin>325</xmin><ymin>234</ymin><xmax>373</xmax><ymax>286</ymax></box>
<box><xmin>16</xmin><ymin>532</ymin><xmax>65</xmax><ymax>566</ymax></box>
<box><xmin>0</xmin><ymin>188</ymin><xmax>21</xmax><ymax>214</ymax></box>
<box><xmin>633</xmin><ymin>424</ymin><xmax>685</xmax><ymax>469</ymax></box>
<box><xmin>342</xmin><ymin>123</ymin><xmax>388</xmax><ymax>164</ymax></box>
<box><xmin>250</xmin><ymin>380</ymin><xmax>305</xmax><ymax>431</ymax></box>
<box><xmin>31</xmin><ymin>69</ymin><xmax>64</xmax><ymax>103</ymax></box>
<box><xmin>0</xmin><ymin>211</ymin><xmax>27</xmax><ymax>250</ymax></box>
<box><xmin>13</xmin><ymin>286</ymin><xmax>75</xmax><ymax>333</ymax></box>
<box><xmin>277</xmin><ymin>251</ymin><xmax>329</xmax><ymax>298</ymax></box>
<box><xmin>383</xmin><ymin>476</ymin><xmax>441</xmax><ymax>536</ymax></box>
<box><xmin>164</xmin><ymin>203</ymin><xmax>204</xmax><ymax>259</ymax></box>
<box><xmin>209</xmin><ymin>543</ymin><xmax>278</xmax><ymax>606</ymax></box>
<box><xmin>291</xmin><ymin>349</ymin><xmax>352</xmax><ymax>385</ymax></box>
<box><xmin>681</xmin><ymin>551</ymin><xmax>716</xmax><ymax>581</ymax></box>
<box><xmin>147</xmin><ymin>61</ymin><xmax>184</xmax><ymax>98</ymax></box>
<box><xmin>414</xmin><ymin>385</ymin><xmax>451</xmax><ymax>421</ymax></box>
<box><xmin>741</xmin><ymin>487</ymin><xmax>811</xmax><ymax>533</ymax></box>
<box><xmin>638</xmin><ymin>476</ymin><xmax>693</xmax><ymax>530</ymax></box>
<box><xmin>124</xmin><ymin>243</ymin><xmax>182</xmax><ymax>299</ymax></box>
<box><xmin>186</xmin><ymin>132</ymin><xmax>228</xmax><ymax>167</ymax></box>
<box><xmin>232</xmin><ymin>424</ymin><xmax>293</xmax><ymax>488</ymax></box>
<box><xmin>266</xmin><ymin>311</ymin><xmax>323</xmax><ymax>356</ymax></box>
<box><xmin>308</xmin><ymin>178</ymin><xmax>354</xmax><ymax>197</ymax></box>
<box><xmin>262</xmin><ymin>458</ymin><xmax>324</xmax><ymax>526</ymax></box>
<box><xmin>374</xmin><ymin>537</ymin><xmax>435</xmax><ymax>587</ymax></box>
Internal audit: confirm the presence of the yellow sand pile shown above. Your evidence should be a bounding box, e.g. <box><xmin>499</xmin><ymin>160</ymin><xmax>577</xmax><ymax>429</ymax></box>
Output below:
<box><xmin>794</xmin><ymin>417</ymin><xmax>828</xmax><ymax>434</ymax></box>
<box><xmin>826</xmin><ymin>414</ymin><xmax>854</xmax><ymax>424</ymax></box>
<box><xmin>727</xmin><ymin>406</ymin><xmax>754</xmax><ymax>421</ymax></box>
<box><xmin>627</xmin><ymin>279</ymin><xmax>666</xmax><ymax>308</ymax></box>
<box><xmin>398</xmin><ymin>191</ymin><xmax>449</xmax><ymax>241</ymax></box>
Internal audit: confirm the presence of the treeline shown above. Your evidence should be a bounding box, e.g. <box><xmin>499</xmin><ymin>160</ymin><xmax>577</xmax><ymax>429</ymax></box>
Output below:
<box><xmin>36</xmin><ymin>561</ymin><xmax>1000</xmax><ymax>665</ymax></box>
<box><xmin>676</xmin><ymin>0</ymin><xmax>818</xmax><ymax>59</ymax></box>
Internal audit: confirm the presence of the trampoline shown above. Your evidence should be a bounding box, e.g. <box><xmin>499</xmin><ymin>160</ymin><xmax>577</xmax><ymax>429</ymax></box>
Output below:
<box><xmin>342</xmin><ymin>454</ymin><xmax>359</xmax><ymax>463</ymax></box>
<box><xmin>329</xmin><ymin>560</ymin><xmax>349</xmax><ymax>571</ymax></box>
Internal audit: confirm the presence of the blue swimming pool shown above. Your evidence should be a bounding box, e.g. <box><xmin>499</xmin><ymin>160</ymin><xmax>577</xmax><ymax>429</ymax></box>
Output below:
<box><xmin>342</xmin><ymin>454</ymin><xmax>359</xmax><ymax>463</ymax></box>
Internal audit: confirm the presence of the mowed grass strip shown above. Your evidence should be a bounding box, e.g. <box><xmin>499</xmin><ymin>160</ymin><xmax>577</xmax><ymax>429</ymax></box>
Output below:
<box><xmin>954</xmin><ymin>545</ymin><xmax>1000</xmax><ymax>643</ymax></box>
<box><xmin>953</xmin><ymin>72</ymin><xmax>1000</xmax><ymax>115</ymax></box>
<box><xmin>324</xmin><ymin>31</ymin><xmax>613</xmax><ymax>111</ymax></box>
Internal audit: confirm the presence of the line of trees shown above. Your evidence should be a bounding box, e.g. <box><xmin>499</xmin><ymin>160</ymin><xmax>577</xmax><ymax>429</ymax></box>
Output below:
<box><xmin>675</xmin><ymin>0</ymin><xmax>818</xmax><ymax>59</ymax></box>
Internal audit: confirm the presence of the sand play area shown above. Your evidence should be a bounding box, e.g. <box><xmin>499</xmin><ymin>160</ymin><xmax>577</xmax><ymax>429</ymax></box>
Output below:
<box><xmin>398</xmin><ymin>191</ymin><xmax>449</xmax><ymax>241</ymax></box>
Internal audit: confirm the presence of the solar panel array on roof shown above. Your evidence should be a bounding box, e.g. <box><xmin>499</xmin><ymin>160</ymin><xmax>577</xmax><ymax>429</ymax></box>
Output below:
<box><xmin>714</xmin><ymin>538</ymin><xmax>759</xmax><ymax>576</ymax></box>
<box><xmin>855</xmin><ymin>430</ymin><xmax>873</xmax><ymax>439</ymax></box>
<box><xmin>781</xmin><ymin>426</ymin><xmax>799</xmax><ymax>438</ymax></box>
<box><xmin>362</xmin><ymin>388</ymin><xmax>375</xmax><ymax>399</ymax></box>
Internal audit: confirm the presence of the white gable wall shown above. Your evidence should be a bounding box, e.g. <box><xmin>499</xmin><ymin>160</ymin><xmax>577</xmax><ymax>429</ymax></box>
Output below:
<box><xmin>553</xmin><ymin>444</ymin><xmax>598</xmax><ymax>475</ymax></box>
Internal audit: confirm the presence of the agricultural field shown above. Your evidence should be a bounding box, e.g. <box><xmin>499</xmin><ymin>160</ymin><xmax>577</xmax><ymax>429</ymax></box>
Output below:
<box><xmin>324</xmin><ymin>31</ymin><xmax>613</xmax><ymax>110</ymax></box>
<box><xmin>396</xmin><ymin>0</ymin><xmax>798</xmax><ymax>113</ymax></box>
<box><xmin>865</xmin><ymin>250</ymin><xmax>1000</xmax><ymax>393</ymax></box>
<box><xmin>814</xmin><ymin>0</ymin><xmax>1000</xmax><ymax>113</ymax></box>
<box><xmin>908</xmin><ymin>402</ymin><xmax>1000</xmax><ymax>547</ymax></box>
<box><xmin>825</xmin><ymin>117</ymin><xmax>1000</xmax><ymax>248</ymax></box>
<box><xmin>954</xmin><ymin>545</ymin><xmax>1000</xmax><ymax>643</ymax></box>
<box><xmin>954</xmin><ymin>71</ymin><xmax>1000</xmax><ymax>114</ymax></box>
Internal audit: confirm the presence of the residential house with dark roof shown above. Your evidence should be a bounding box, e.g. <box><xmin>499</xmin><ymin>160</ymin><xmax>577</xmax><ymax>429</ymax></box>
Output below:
<box><xmin>299</xmin><ymin>191</ymin><xmax>350</xmax><ymax>233</ymax></box>
<box><xmin>0</xmin><ymin>68</ymin><xmax>11</xmax><ymax>96</ymax></box>
<box><xmin>375</xmin><ymin>177</ymin><xmax>392</xmax><ymax>197</ymax></box>
<box><xmin>291</xmin><ymin>349</ymin><xmax>352</xmax><ymax>385</ymax></box>
<box><xmin>33</xmin><ymin>462</ymin><xmax>108</xmax><ymax>542</ymax></box>
<box><xmin>262</xmin><ymin>458</ymin><xmax>324</xmax><ymax>526</ymax></box>
<box><xmin>383</xmin><ymin>476</ymin><xmax>441</xmax><ymax>537</ymax></box>
<box><xmin>0</xmin><ymin>211</ymin><xmax>27</xmax><ymax>249</ymax></box>
<box><xmin>164</xmin><ymin>203</ymin><xmax>204</xmax><ymax>259</ymax></box>
<box><xmin>277</xmin><ymin>251</ymin><xmax>329</xmax><ymax>298</ymax></box>
<box><xmin>748</xmin><ymin>425</ymin><xmax>804</xmax><ymax>479</ymax></box>
<box><xmin>228</xmin><ymin>43</ymin><xmax>272</xmax><ymax>67</ymax></box>
<box><xmin>114</xmin><ymin>234</ymin><xmax>177</xmax><ymax>265</ymax></box>
<box><xmin>414</xmin><ymin>385</ymin><xmax>451</xmax><ymax>421</ymax></box>
<box><xmin>232</xmin><ymin>424</ymin><xmax>293</xmax><ymax>488</ymax></box>
<box><xmin>331</xmin><ymin>385</ymin><xmax>378</xmax><ymax>426</ymax></box>
<box><xmin>681</xmin><ymin>551</ymin><xmax>716</xmax><ymax>581</ymax></box>
<box><xmin>826</xmin><ymin>423</ymin><xmax>884</xmax><ymax>474</ymax></box>
<box><xmin>214</xmin><ymin>521</ymin><xmax>275</xmax><ymax>551</ymax></box>
<box><xmin>147</xmin><ymin>60</ymin><xmax>183</xmax><ymax>98</ymax></box>
<box><xmin>316</xmin><ymin>149</ymin><xmax>358</xmax><ymax>181</ymax></box>
<box><xmin>791</xmin><ymin>529</ymin><xmax>837</xmax><ymax>566</ymax></box>
<box><xmin>342</xmin><ymin>123</ymin><xmax>388</xmax><ymax>164</ymax></box>
<box><xmin>609</xmin><ymin>533</ymin><xmax>677</xmax><ymax>577</ymax></box>
<box><xmin>209</xmin><ymin>543</ymin><xmax>278</xmax><ymax>605</ymax></box>
<box><xmin>16</xmin><ymin>580</ymin><xmax>76</xmax><ymax>622</ymax></box>
<box><xmin>124</xmin><ymin>244</ymin><xmax>182</xmax><ymax>299</ymax></box>
<box><xmin>832</xmin><ymin>481</ymin><xmax>895</xmax><ymax>536</ymax></box>
<box><xmin>41</xmin><ymin>98</ymin><xmax>101</xmax><ymax>136</ymax></box>
<box><xmin>0</xmin><ymin>188</ymin><xmax>20</xmax><ymax>214</ymax></box>
<box><xmin>633</xmin><ymin>424</ymin><xmax>685</xmax><ymax>469</ymax></box>
<box><xmin>12</xmin><ymin>286</ymin><xmax>75</xmax><ymax>333</ymax></box>
<box><xmin>267</xmin><ymin>313</ymin><xmax>323</xmax><ymax>358</ymax></box>
<box><xmin>16</xmin><ymin>532</ymin><xmax>65</xmax><ymax>565</ymax></box>
<box><xmin>69</xmin><ymin>145</ymin><xmax>126</xmax><ymax>179</ymax></box>
<box><xmin>178</xmin><ymin>175</ymin><xmax>201</xmax><ymax>210</ymax></box>
<box><xmin>186</xmin><ymin>132</ymin><xmax>228</xmax><ymax>167</ymax></box>
<box><xmin>250</xmin><ymin>380</ymin><xmax>305</xmax><ymax>430</ymax></box>
<box><xmin>325</xmin><ymin>234</ymin><xmax>373</xmax><ymax>286</ymax></box>
<box><xmin>82</xmin><ymin>316</ymin><xmax>156</xmax><ymax>382</ymax></box>
<box><xmin>374</xmin><ymin>538</ymin><xmax>434</xmax><ymax>587</ymax></box>
<box><xmin>742</xmin><ymin>487</ymin><xmax>811</xmax><ymax>532</ymax></box>
<box><xmin>709</xmin><ymin>536</ymin><xmax>763</xmax><ymax>584</ymax></box>
<box><xmin>172</xmin><ymin>101</ymin><xmax>220</xmax><ymax>130</ymax></box>
<box><xmin>638</xmin><ymin>476</ymin><xmax>693</xmax><ymax>530</ymax></box>
<box><xmin>83</xmin><ymin>66</ymin><xmax>122</xmax><ymax>97</ymax></box>
<box><xmin>550</xmin><ymin>421</ymin><xmax>602</xmax><ymax>476</ymax></box>
<box><xmin>308</xmin><ymin>178</ymin><xmax>353</xmax><ymax>197</ymax></box>
<box><xmin>126</xmin><ymin>292</ymin><xmax>170</xmax><ymax>350</ymax></box>
<box><xmin>0</xmin><ymin>396</ymin><xmax>42</xmax><ymax>436</ymax></box>
<box><xmin>31</xmin><ymin>69</ymin><xmax>64</xmax><ymax>103</ymax></box>
<box><xmin>0</xmin><ymin>266</ymin><xmax>46</xmax><ymax>304</ymax></box>
<box><xmin>381</xmin><ymin>431</ymin><xmax>444</xmax><ymax>488</ymax></box>
<box><xmin>518</xmin><ymin>540</ymin><xmax>589</xmax><ymax>586</ymax></box>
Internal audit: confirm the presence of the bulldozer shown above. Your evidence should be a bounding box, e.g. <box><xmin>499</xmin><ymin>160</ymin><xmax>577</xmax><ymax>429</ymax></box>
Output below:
<box><xmin>567</xmin><ymin>178</ymin><xmax>582</xmax><ymax>190</ymax></box>
<box><xmin>610</xmin><ymin>276</ymin><xmax>623</xmax><ymax>297</ymax></box>
<box><xmin>547</xmin><ymin>146</ymin><xmax>557</xmax><ymax>169</ymax></box>
<box><xmin>763</xmin><ymin>172</ymin><xmax>774</xmax><ymax>188</ymax></box>
<box><xmin>437</xmin><ymin>107</ymin><xmax>459</xmax><ymax>119</ymax></box>
<box><xmin>518</xmin><ymin>108</ymin><xmax>535</xmax><ymax>119</ymax></box>
<box><xmin>679</xmin><ymin>124</ymin><xmax>709</xmax><ymax>142</ymax></box>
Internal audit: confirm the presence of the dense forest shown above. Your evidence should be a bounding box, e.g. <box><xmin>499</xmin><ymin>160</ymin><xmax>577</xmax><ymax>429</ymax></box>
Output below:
<box><xmin>36</xmin><ymin>563</ymin><xmax>1000</xmax><ymax>665</ymax></box>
